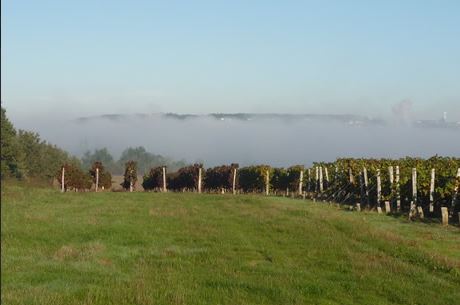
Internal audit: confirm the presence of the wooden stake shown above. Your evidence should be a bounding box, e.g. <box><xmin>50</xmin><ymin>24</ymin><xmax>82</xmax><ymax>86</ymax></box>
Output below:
<box><xmin>356</xmin><ymin>203</ymin><xmax>361</xmax><ymax>212</ymax></box>
<box><xmin>429</xmin><ymin>168</ymin><xmax>435</xmax><ymax>213</ymax></box>
<box><xmin>324</xmin><ymin>167</ymin><xmax>329</xmax><ymax>188</ymax></box>
<box><xmin>61</xmin><ymin>166</ymin><xmax>65</xmax><ymax>193</ymax></box>
<box><xmin>409</xmin><ymin>201</ymin><xmax>416</xmax><ymax>220</ymax></box>
<box><xmin>315</xmin><ymin>166</ymin><xmax>319</xmax><ymax>193</ymax></box>
<box><xmin>129</xmin><ymin>169</ymin><xmax>134</xmax><ymax>192</ymax></box>
<box><xmin>265</xmin><ymin>169</ymin><xmax>269</xmax><ymax>195</ymax></box>
<box><xmin>349</xmin><ymin>168</ymin><xmax>354</xmax><ymax>184</ymax></box>
<box><xmin>412</xmin><ymin>168</ymin><xmax>417</xmax><ymax>206</ymax></box>
<box><xmin>441</xmin><ymin>207</ymin><xmax>449</xmax><ymax>226</ymax></box>
<box><xmin>417</xmin><ymin>206</ymin><xmax>424</xmax><ymax>219</ymax></box>
<box><xmin>385</xmin><ymin>201</ymin><xmax>391</xmax><ymax>214</ymax></box>
<box><xmin>388</xmin><ymin>166</ymin><xmax>394</xmax><ymax>185</ymax></box>
<box><xmin>232</xmin><ymin>167</ymin><xmax>237</xmax><ymax>195</ymax></box>
<box><xmin>395</xmin><ymin>166</ymin><xmax>401</xmax><ymax>212</ymax></box>
<box><xmin>363</xmin><ymin>167</ymin><xmax>369</xmax><ymax>207</ymax></box>
<box><xmin>198</xmin><ymin>167</ymin><xmax>202</xmax><ymax>194</ymax></box>
<box><xmin>95</xmin><ymin>167</ymin><xmax>99</xmax><ymax>192</ymax></box>
<box><xmin>298</xmin><ymin>170</ymin><xmax>304</xmax><ymax>195</ymax></box>
<box><xmin>319</xmin><ymin>167</ymin><xmax>324</xmax><ymax>193</ymax></box>
<box><xmin>388</xmin><ymin>166</ymin><xmax>393</xmax><ymax>208</ymax></box>
<box><xmin>450</xmin><ymin>168</ymin><xmax>460</xmax><ymax>216</ymax></box>
<box><xmin>376</xmin><ymin>169</ymin><xmax>382</xmax><ymax>208</ymax></box>
<box><xmin>162</xmin><ymin>166</ymin><xmax>167</xmax><ymax>192</ymax></box>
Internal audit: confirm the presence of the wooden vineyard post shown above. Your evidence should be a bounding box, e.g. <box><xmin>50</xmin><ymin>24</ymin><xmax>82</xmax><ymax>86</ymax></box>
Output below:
<box><xmin>319</xmin><ymin>167</ymin><xmax>324</xmax><ymax>193</ymax></box>
<box><xmin>363</xmin><ymin>167</ymin><xmax>369</xmax><ymax>208</ymax></box>
<box><xmin>412</xmin><ymin>168</ymin><xmax>417</xmax><ymax>206</ymax></box>
<box><xmin>376</xmin><ymin>169</ymin><xmax>382</xmax><ymax>209</ymax></box>
<box><xmin>417</xmin><ymin>206</ymin><xmax>424</xmax><ymax>219</ymax></box>
<box><xmin>298</xmin><ymin>169</ymin><xmax>304</xmax><ymax>195</ymax></box>
<box><xmin>388</xmin><ymin>166</ymin><xmax>394</xmax><ymax>208</ymax></box>
<box><xmin>129</xmin><ymin>169</ymin><xmax>134</xmax><ymax>192</ymax></box>
<box><xmin>385</xmin><ymin>201</ymin><xmax>391</xmax><ymax>214</ymax></box>
<box><xmin>395</xmin><ymin>166</ymin><xmax>401</xmax><ymax>212</ymax></box>
<box><xmin>315</xmin><ymin>167</ymin><xmax>319</xmax><ymax>193</ymax></box>
<box><xmin>198</xmin><ymin>167</ymin><xmax>202</xmax><ymax>194</ymax></box>
<box><xmin>408</xmin><ymin>201</ymin><xmax>416</xmax><ymax>219</ymax></box>
<box><xmin>232</xmin><ymin>167</ymin><xmax>237</xmax><ymax>195</ymax></box>
<box><xmin>324</xmin><ymin>167</ymin><xmax>329</xmax><ymax>189</ymax></box>
<box><xmin>389</xmin><ymin>166</ymin><xmax>394</xmax><ymax>186</ymax></box>
<box><xmin>265</xmin><ymin>169</ymin><xmax>270</xmax><ymax>196</ymax></box>
<box><xmin>162</xmin><ymin>166</ymin><xmax>167</xmax><ymax>192</ymax></box>
<box><xmin>349</xmin><ymin>168</ymin><xmax>354</xmax><ymax>184</ymax></box>
<box><xmin>429</xmin><ymin>168</ymin><xmax>435</xmax><ymax>213</ymax></box>
<box><xmin>450</xmin><ymin>168</ymin><xmax>460</xmax><ymax>217</ymax></box>
<box><xmin>441</xmin><ymin>207</ymin><xmax>449</xmax><ymax>226</ymax></box>
<box><xmin>95</xmin><ymin>167</ymin><xmax>99</xmax><ymax>192</ymax></box>
<box><xmin>61</xmin><ymin>166</ymin><xmax>65</xmax><ymax>193</ymax></box>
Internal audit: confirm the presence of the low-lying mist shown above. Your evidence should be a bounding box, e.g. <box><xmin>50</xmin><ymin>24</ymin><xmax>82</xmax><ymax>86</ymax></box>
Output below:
<box><xmin>14</xmin><ymin>115</ymin><xmax>460</xmax><ymax>167</ymax></box>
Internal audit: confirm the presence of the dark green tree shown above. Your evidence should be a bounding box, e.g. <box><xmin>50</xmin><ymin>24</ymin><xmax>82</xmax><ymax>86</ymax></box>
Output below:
<box><xmin>1</xmin><ymin>107</ymin><xmax>24</xmax><ymax>178</ymax></box>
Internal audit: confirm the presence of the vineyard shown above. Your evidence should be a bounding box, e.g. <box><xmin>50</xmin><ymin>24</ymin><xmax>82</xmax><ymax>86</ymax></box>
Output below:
<box><xmin>57</xmin><ymin>156</ymin><xmax>460</xmax><ymax>225</ymax></box>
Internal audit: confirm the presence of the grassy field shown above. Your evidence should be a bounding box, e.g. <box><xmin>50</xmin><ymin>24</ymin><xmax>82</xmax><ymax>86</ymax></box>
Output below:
<box><xmin>2</xmin><ymin>184</ymin><xmax>460</xmax><ymax>305</ymax></box>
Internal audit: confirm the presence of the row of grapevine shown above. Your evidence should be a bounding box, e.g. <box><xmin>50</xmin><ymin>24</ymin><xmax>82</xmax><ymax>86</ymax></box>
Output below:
<box><xmin>59</xmin><ymin>156</ymin><xmax>460</xmax><ymax>223</ymax></box>
<box><xmin>57</xmin><ymin>161</ymin><xmax>112</xmax><ymax>192</ymax></box>
<box><xmin>306</xmin><ymin>157</ymin><xmax>460</xmax><ymax>222</ymax></box>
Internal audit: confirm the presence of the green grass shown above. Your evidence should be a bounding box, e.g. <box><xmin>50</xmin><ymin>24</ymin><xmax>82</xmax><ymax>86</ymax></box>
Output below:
<box><xmin>2</xmin><ymin>184</ymin><xmax>460</xmax><ymax>305</ymax></box>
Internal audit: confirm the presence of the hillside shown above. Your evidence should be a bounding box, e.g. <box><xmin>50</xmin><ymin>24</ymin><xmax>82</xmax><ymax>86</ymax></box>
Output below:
<box><xmin>2</xmin><ymin>184</ymin><xmax>460</xmax><ymax>305</ymax></box>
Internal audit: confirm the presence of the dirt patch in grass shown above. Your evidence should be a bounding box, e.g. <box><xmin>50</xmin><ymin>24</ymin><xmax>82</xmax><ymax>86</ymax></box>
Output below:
<box><xmin>53</xmin><ymin>242</ymin><xmax>106</xmax><ymax>262</ymax></box>
<box><xmin>54</xmin><ymin>245</ymin><xmax>79</xmax><ymax>261</ymax></box>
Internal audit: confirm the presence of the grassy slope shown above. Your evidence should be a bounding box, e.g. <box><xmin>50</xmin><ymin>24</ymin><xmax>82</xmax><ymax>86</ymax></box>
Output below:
<box><xmin>1</xmin><ymin>184</ymin><xmax>460</xmax><ymax>305</ymax></box>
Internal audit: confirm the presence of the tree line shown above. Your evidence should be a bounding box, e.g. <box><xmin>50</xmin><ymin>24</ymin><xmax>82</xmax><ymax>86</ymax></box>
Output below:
<box><xmin>1</xmin><ymin>107</ymin><xmax>188</xmax><ymax>182</ymax></box>
<box><xmin>1</xmin><ymin>107</ymin><xmax>80</xmax><ymax>182</ymax></box>
<box><xmin>81</xmin><ymin>146</ymin><xmax>187</xmax><ymax>175</ymax></box>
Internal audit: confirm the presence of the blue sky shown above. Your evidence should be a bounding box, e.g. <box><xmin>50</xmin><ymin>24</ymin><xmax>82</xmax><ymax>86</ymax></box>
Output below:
<box><xmin>2</xmin><ymin>0</ymin><xmax>460</xmax><ymax>120</ymax></box>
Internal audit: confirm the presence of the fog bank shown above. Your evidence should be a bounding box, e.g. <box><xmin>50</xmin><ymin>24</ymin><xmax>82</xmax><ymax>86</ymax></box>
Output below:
<box><xmin>13</xmin><ymin>115</ymin><xmax>460</xmax><ymax>167</ymax></box>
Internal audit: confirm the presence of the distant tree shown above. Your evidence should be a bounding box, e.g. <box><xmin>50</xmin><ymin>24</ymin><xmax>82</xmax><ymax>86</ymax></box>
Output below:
<box><xmin>117</xmin><ymin>146</ymin><xmax>186</xmax><ymax>175</ymax></box>
<box><xmin>16</xmin><ymin>130</ymin><xmax>81</xmax><ymax>182</ymax></box>
<box><xmin>82</xmin><ymin>148</ymin><xmax>118</xmax><ymax>173</ymax></box>
<box><xmin>2</xmin><ymin>106</ymin><xmax>82</xmax><ymax>183</ymax></box>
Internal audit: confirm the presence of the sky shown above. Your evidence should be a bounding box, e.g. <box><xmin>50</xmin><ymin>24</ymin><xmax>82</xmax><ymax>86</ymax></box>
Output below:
<box><xmin>2</xmin><ymin>0</ymin><xmax>460</xmax><ymax>121</ymax></box>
